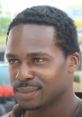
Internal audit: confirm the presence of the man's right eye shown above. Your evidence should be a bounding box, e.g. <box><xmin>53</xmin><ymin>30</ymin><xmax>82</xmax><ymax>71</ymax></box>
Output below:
<box><xmin>7</xmin><ymin>59</ymin><xmax>20</xmax><ymax>64</ymax></box>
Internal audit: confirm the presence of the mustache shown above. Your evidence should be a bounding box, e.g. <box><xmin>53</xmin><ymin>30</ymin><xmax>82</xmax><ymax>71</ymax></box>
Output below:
<box><xmin>13</xmin><ymin>80</ymin><xmax>42</xmax><ymax>92</ymax></box>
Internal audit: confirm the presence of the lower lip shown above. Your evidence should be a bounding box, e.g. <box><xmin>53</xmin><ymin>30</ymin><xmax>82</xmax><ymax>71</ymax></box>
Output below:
<box><xmin>16</xmin><ymin>89</ymin><xmax>40</xmax><ymax>100</ymax></box>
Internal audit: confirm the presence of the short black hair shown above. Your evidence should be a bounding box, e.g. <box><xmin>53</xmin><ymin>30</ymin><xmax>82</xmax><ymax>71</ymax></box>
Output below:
<box><xmin>7</xmin><ymin>5</ymin><xmax>80</xmax><ymax>56</ymax></box>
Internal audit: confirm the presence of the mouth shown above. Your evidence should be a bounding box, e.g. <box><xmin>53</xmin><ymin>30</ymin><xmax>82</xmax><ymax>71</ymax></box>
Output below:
<box><xmin>16</xmin><ymin>86</ymin><xmax>40</xmax><ymax>93</ymax></box>
<box><xmin>15</xmin><ymin>86</ymin><xmax>41</xmax><ymax>100</ymax></box>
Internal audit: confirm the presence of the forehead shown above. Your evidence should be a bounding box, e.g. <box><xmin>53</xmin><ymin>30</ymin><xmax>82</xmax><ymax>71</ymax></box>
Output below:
<box><xmin>7</xmin><ymin>24</ymin><xmax>59</xmax><ymax>55</ymax></box>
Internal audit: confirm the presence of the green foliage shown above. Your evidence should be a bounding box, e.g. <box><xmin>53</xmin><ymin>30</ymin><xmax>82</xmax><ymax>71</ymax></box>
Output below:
<box><xmin>74</xmin><ymin>71</ymin><xmax>82</xmax><ymax>82</ymax></box>
<box><xmin>0</xmin><ymin>35</ymin><xmax>6</xmax><ymax>44</ymax></box>
<box><xmin>0</xmin><ymin>35</ymin><xmax>6</xmax><ymax>49</ymax></box>
<box><xmin>0</xmin><ymin>16</ymin><xmax>11</xmax><ymax>49</ymax></box>
<box><xmin>0</xmin><ymin>17</ymin><xmax>11</xmax><ymax>35</ymax></box>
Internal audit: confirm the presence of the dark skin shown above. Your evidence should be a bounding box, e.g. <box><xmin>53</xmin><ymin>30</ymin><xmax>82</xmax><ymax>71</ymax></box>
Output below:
<box><xmin>6</xmin><ymin>24</ymin><xmax>80</xmax><ymax>117</ymax></box>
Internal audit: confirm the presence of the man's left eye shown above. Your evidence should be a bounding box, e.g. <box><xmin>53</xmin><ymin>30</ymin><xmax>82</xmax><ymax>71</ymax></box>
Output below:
<box><xmin>32</xmin><ymin>58</ymin><xmax>47</xmax><ymax>64</ymax></box>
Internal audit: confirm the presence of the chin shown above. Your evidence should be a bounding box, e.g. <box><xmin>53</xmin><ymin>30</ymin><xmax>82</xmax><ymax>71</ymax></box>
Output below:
<box><xmin>16</xmin><ymin>99</ymin><xmax>43</xmax><ymax>111</ymax></box>
<box><xmin>19</xmin><ymin>103</ymin><xmax>42</xmax><ymax>111</ymax></box>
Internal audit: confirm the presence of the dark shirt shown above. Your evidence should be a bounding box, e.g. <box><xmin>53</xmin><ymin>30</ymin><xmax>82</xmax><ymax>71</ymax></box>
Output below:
<box><xmin>74</xmin><ymin>101</ymin><xmax>82</xmax><ymax>117</ymax></box>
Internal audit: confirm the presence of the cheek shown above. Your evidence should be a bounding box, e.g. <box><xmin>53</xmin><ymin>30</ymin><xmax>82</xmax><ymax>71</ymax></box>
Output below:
<box><xmin>36</xmin><ymin>64</ymin><xmax>64</xmax><ymax>82</ymax></box>
<box><xmin>36</xmin><ymin>68</ymin><xmax>67</xmax><ymax>105</ymax></box>
<box><xmin>42</xmin><ymin>68</ymin><xmax>68</xmax><ymax>98</ymax></box>
<box><xmin>36</xmin><ymin>63</ymin><xmax>68</xmax><ymax>93</ymax></box>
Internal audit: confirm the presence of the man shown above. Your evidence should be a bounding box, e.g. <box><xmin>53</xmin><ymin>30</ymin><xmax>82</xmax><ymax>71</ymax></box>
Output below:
<box><xmin>4</xmin><ymin>5</ymin><xmax>82</xmax><ymax>117</ymax></box>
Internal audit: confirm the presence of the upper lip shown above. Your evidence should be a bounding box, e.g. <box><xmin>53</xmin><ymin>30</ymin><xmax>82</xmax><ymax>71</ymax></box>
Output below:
<box><xmin>16</xmin><ymin>86</ymin><xmax>40</xmax><ymax>93</ymax></box>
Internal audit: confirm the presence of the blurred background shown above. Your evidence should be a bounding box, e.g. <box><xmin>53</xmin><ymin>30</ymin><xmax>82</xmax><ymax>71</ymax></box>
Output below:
<box><xmin>0</xmin><ymin>0</ymin><xmax>82</xmax><ymax>116</ymax></box>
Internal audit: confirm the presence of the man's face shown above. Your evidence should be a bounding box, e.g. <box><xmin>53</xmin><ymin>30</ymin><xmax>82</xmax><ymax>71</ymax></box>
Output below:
<box><xmin>6</xmin><ymin>24</ymin><xmax>70</xmax><ymax>110</ymax></box>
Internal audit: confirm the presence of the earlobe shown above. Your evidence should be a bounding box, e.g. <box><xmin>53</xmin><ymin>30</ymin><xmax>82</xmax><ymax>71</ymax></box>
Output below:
<box><xmin>67</xmin><ymin>52</ymin><xmax>80</xmax><ymax>73</ymax></box>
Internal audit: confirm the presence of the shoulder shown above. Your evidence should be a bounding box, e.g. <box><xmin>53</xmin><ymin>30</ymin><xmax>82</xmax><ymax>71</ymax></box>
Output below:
<box><xmin>75</xmin><ymin>100</ymin><xmax>82</xmax><ymax>117</ymax></box>
<box><xmin>1</xmin><ymin>104</ymin><xmax>21</xmax><ymax>117</ymax></box>
<box><xmin>1</xmin><ymin>112</ymin><xmax>11</xmax><ymax>117</ymax></box>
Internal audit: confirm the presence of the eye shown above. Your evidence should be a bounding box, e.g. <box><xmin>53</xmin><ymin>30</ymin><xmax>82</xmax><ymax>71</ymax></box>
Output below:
<box><xmin>7</xmin><ymin>58</ymin><xmax>20</xmax><ymax>65</ymax></box>
<box><xmin>32</xmin><ymin>57</ymin><xmax>48</xmax><ymax>64</ymax></box>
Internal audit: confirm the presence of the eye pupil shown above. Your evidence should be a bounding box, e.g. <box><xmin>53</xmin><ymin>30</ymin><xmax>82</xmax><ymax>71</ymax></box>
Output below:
<box><xmin>39</xmin><ymin>59</ymin><xmax>43</xmax><ymax>62</ymax></box>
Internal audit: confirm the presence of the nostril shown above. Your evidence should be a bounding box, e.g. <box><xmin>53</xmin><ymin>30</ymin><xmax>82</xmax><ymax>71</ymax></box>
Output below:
<box><xmin>23</xmin><ymin>73</ymin><xmax>34</xmax><ymax>79</ymax></box>
<box><xmin>16</xmin><ymin>70</ymin><xmax>34</xmax><ymax>81</ymax></box>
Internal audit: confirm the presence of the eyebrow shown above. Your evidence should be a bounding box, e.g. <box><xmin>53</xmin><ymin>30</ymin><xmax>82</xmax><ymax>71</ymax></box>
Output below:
<box><xmin>27</xmin><ymin>52</ymin><xmax>51</xmax><ymax>57</ymax></box>
<box><xmin>6</xmin><ymin>52</ymin><xmax>52</xmax><ymax>59</ymax></box>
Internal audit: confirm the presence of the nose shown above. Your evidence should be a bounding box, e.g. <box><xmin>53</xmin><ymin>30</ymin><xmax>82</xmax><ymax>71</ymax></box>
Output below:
<box><xmin>16</xmin><ymin>63</ymin><xmax>34</xmax><ymax>81</ymax></box>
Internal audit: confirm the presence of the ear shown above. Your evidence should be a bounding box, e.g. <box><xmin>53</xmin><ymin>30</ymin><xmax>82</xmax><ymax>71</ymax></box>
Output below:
<box><xmin>67</xmin><ymin>52</ymin><xmax>80</xmax><ymax>73</ymax></box>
